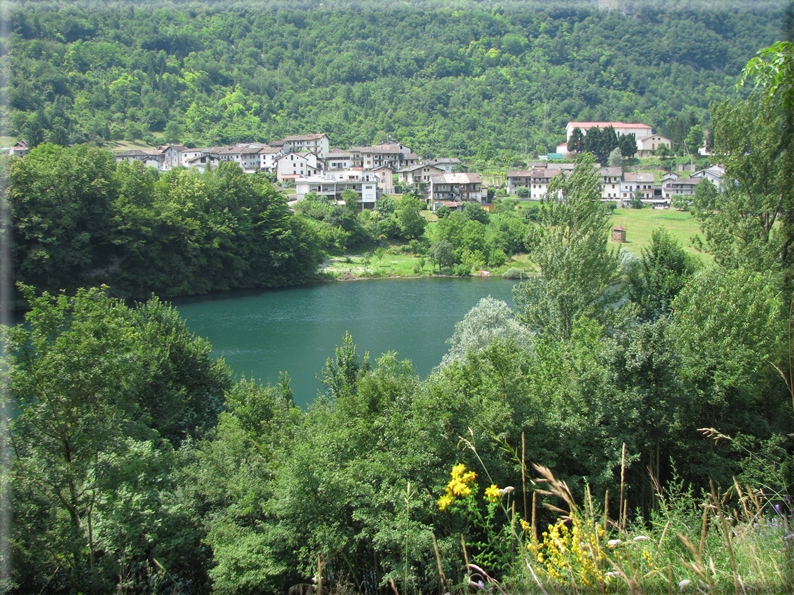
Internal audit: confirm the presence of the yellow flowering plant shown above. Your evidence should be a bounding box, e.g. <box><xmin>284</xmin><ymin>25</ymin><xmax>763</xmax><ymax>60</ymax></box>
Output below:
<box><xmin>437</xmin><ymin>463</ymin><xmax>519</xmax><ymax>575</ymax></box>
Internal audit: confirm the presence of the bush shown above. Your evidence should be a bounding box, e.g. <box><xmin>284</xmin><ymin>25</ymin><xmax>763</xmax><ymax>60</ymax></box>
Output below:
<box><xmin>453</xmin><ymin>264</ymin><xmax>471</xmax><ymax>276</ymax></box>
<box><xmin>502</xmin><ymin>267</ymin><xmax>527</xmax><ymax>279</ymax></box>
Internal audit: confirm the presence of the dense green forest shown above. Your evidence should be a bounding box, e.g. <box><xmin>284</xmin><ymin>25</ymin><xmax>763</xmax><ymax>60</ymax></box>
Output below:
<box><xmin>6</xmin><ymin>147</ymin><xmax>323</xmax><ymax>299</ymax></box>
<box><xmin>6</xmin><ymin>0</ymin><xmax>784</xmax><ymax>162</ymax></box>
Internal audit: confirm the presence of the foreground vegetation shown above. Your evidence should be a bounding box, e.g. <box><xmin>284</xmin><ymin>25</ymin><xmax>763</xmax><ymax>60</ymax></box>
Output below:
<box><xmin>4</xmin><ymin>140</ymin><xmax>793</xmax><ymax>591</ymax></box>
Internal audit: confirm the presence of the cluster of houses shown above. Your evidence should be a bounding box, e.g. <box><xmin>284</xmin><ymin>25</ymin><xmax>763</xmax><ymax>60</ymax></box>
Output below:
<box><xmin>114</xmin><ymin>133</ymin><xmax>483</xmax><ymax>210</ymax></box>
<box><xmin>504</xmin><ymin>120</ymin><xmax>721</xmax><ymax>207</ymax></box>
<box><xmin>8</xmin><ymin>120</ymin><xmax>722</xmax><ymax>211</ymax></box>
<box><xmin>507</xmin><ymin>161</ymin><xmax>724</xmax><ymax>207</ymax></box>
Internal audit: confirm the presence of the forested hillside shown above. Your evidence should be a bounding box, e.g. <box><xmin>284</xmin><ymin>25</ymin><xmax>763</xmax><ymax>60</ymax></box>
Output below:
<box><xmin>6</xmin><ymin>0</ymin><xmax>783</xmax><ymax>162</ymax></box>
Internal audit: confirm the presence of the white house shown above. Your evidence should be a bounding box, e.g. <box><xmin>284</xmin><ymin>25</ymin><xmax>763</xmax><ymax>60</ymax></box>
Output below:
<box><xmin>295</xmin><ymin>169</ymin><xmax>381</xmax><ymax>209</ymax></box>
<box><xmin>691</xmin><ymin>164</ymin><xmax>725</xmax><ymax>192</ymax></box>
<box><xmin>185</xmin><ymin>152</ymin><xmax>218</xmax><ymax>173</ymax></box>
<box><xmin>426</xmin><ymin>158</ymin><xmax>462</xmax><ymax>173</ymax></box>
<box><xmin>662</xmin><ymin>176</ymin><xmax>703</xmax><ymax>200</ymax></box>
<box><xmin>158</xmin><ymin>145</ymin><xmax>189</xmax><ymax>169</ymax></box>
<box><xmin>429</xmin><ymin>173</ymin><xmax>483</xmax><ymax>205</ymax></box>
<box><xmin>506</xmin><ymin>170</ymin><xmax>536</xmax><ymax>197</ymax></box>
<box><xmin>324</xmin><ymin>149</ymin><xmax>353</xmax><ymax>170</ymax></box>
<box><xmin>396</xmin><ymin>163</ymin><xmax>444</xmax><ymax>186</ymax></box>
<box><xmin>277</xmin><ymin>133</ymin><xmax>330</xmax><ymax>159</ymax></box>
<box><xmin>177</xmin><ymin>148</ymin><xmax>206</xmax><ymax>167</ymax></box>
<box><xmin>115</xmin><ymin>149</ymin><xmax>163</xmax><ymax>169</ymax></box>
<box><xmin>637</xmin><ymin>135</ymin><xmax>672</xmax><ymax>157</ymax></box>
<box><xmin>599</xmin><ymin>167</ymin><xmax>623</xmax><ymax>201</ymax></box>
<box><xmin>349</xmin><ymin>143</ymin><xmax>419</xmax><ymax>170</ymax></box>
<box><xmin>276</xmin><ymin>152</ymin><xmax>321</xmax><ymax>181</ymax></box>
<box><xmin>258</xmin><ymin>146</ymin><xmax>283</xmax><ymax>172</ymax></box>
<box><xmin>620</xmin><ymin>172</ymin><xmax>656</xmax><ymax>204</ymax></box>
<box><xmin>506</xmin><ymin>167</ymin><xmax>568</xmax><ymax>200</ymax></box>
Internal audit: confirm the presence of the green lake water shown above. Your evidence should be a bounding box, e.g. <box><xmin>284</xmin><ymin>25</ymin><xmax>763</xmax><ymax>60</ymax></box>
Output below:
<box><xmin>174</xmin><ymin>277</ymin><xmax>518</xmax><ymax>408</ymax></box>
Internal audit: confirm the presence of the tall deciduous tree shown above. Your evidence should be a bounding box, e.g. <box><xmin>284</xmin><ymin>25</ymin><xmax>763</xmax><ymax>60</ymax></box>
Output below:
<box><xmin>9</xmin><ymin>144</ymin><xmax>117</xmax><ymax>296</ymax></box>
<box><xmin>5</xmin><ymin>286</ymin><xmax>226</xmax><ymax>592</ymax></box>
<box><xmin>695</xmin><ymin>96</ymin><xmax>794</xmax><ymax>285</ymax></box>
<box><xmin>395</xmin><ymin>194</ymin><xmax>427</xmax><ymax>240</ymax></box>
<box><xmin>514</xmin><ymin>153</ymin><xmax>618</xmax><ymax>340</ymax></box>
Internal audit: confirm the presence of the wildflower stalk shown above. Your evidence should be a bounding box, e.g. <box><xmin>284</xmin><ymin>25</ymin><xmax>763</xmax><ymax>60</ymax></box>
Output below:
<box><xmin>620</xmin><ymin>443</ymin><xmax>627</xmax><ymax>531</ymax></box>
<box><xmin>461</xmin><ymin>534</ymin><xmax>471</xmax><ymax>585</ymax></box>
<box><xmin>522</xmin><ymin>432</ymin><xmax>528</xmax><ymax>523</ymax></box>
<box><xmin>699</xmin><ymin>500</ymin><xmax>709</xmax><ymax>558</ymax></box>
<box><xmin>711</xmin><ymin>481</ymin><xmax>740</xmax><ymax>595</ymax></box>
<box><xmin>431</xmin><ymin>533</ymin><xmax>445</xmax><ymax>595</ymax></box>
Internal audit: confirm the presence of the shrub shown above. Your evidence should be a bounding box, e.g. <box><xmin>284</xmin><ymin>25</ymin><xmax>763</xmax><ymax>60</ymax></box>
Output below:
<box><xmin>502</xmin><ymin>267</ymin><xmax>527</xmax><ymax>279</ymax></box>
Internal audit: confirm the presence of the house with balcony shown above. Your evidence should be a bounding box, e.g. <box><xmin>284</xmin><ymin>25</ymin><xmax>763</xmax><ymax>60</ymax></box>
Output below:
<box><xmin>324</xmin><ymin>149</ymin><xmax>353</xmax><ymax>170</ymax></box>
<box><xmin>599</xmin><ymin>167</ymin><xmax>623</xmax><ymax>201</ymax></box>
<box><xmin>349</xmin><ymin>143</ymin><xmax>419</xmax><ymax>170</ymax></box>
<box><xmin>396</xmin><ymin>163</ymin><xmax>444</xmax><ymax>187</ymax></box>
<box><xmin>295</xmin><ymin>169</ymin><xmax>381</xmax><ymax>209</ymax></box>
<box><xmin>429</xmin><ymin>173</ymin><xmax>483</xmax><ymax>207</ymax></box>
<box><xmin>426</xmin><ymin>157</ymin><xmax>462</xmax><ymax>173</ymax></box>
<box><xmin>506</xmin><ymin>167</ymin><xmax>569</xmax><ymax>200</ymax></box>
<box><xmin>275</xmin><ymin>133</ymin><xmax>330</xmax><ymax>159</ymax></box>
<box><xmin>620</xmin><ymin>172</ymin><xmax>660</xmax><ymax>205</ymax></box>
<box><xmin>662</xmin><ymin>176</ymin><xmax>704</xmax><ymax>200</ymax></box>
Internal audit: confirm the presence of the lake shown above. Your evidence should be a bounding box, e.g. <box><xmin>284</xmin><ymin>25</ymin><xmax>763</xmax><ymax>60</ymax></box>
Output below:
<box><xmin>174</xmin><ymin>277</ymin><xmax>519</xmax><ymax>408</ymax></box>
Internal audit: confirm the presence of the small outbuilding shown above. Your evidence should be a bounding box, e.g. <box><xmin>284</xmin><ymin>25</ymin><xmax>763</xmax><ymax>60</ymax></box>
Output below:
<box><xmin>611</xmin><ymin>226</ymin><xmax>626</xmax><ymax>243</ymax></box>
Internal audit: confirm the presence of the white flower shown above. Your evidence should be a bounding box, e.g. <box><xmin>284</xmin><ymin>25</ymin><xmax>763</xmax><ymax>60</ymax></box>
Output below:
<box><xmin>604</xmin><ymin>571</ymin><xmax>619</xmax><ymax>578</ymax></box>
<box><xmin>607</xmin><ymin>539</ymin><xmax>622</xmax><ymax>547</ymax></box>
<box><xmin>497</xmin><ymin>486</ymin><xmax>515</xmax><ymax>495</ymax></box>
<box><xmin>679</xmin><ymin>579</ymin><xmax>692</xmax><ymax>591</ymax></box>
<box><xmin>633</xmin><ymin>535</ymin><xmax>650</xmax><ymax>541</ymax></box>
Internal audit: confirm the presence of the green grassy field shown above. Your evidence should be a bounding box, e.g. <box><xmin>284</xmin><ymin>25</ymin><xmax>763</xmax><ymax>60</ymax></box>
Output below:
<box><xmin>608</xmin><ymin>207</ymin><xmax>706</xmax><ymax>260</ymax></box>
<box><xmin>323</xmin><ymin>207</ymin><xmax>707</xmax><ymax>280</ymax></box>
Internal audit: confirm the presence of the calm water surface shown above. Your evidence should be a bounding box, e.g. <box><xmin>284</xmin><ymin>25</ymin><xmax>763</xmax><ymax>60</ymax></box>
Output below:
<box><xmin>174</xmin><ymin>277</ymin><xmax>518</xmax><ymax>408</ymax></box>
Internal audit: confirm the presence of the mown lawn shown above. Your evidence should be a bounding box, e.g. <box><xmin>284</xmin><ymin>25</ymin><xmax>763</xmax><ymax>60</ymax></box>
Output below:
<box><xmin>608</xmin><ymin>207</ymin><xmax>706</xmax><ymax>261</ymax></box>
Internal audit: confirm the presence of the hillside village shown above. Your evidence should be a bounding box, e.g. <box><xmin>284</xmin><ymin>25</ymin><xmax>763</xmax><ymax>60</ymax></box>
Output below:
<box><xmin>8</xmin><ymin>120</ymin><xmax>722</xmax><ymax>211</ymax></box>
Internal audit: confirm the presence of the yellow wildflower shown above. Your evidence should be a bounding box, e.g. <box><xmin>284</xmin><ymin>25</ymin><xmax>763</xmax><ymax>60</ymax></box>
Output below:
<box><xmin>484</xmin><ymin>484</ymin><xmax>500</xmax><ymax>503</ymax></box>
<box><xmin>438</xmin><ymin>463</ymin><xmax>478</xmax><ymax>510</ymax></box>
<box><xmin>450</xmin><ymin>463</ymin><xmax>465</xmax><ymax>479</ymax></box>
<box><xmin>520</xmin><ymin>519</ymin><xmax>531</xmax><ymax>532</ymax></box>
